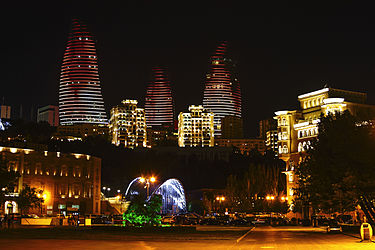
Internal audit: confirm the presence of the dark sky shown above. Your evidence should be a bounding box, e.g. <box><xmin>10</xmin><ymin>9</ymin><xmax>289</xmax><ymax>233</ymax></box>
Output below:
<box><xmin>3</xmin><ymin>2</ymin><xmax>375</xmax><ymax>136</ymax></box>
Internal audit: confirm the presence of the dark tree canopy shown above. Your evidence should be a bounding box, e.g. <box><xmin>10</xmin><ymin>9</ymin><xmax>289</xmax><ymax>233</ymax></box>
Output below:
<box><xmin>295</xmin><ymin>111</ymin><xmax>375</xmax><ymax>213</ymax></box>
<box><xmin>225</xmin><ymin>150</ymin><xmax>286</xmax><ymax>213</ymax></box>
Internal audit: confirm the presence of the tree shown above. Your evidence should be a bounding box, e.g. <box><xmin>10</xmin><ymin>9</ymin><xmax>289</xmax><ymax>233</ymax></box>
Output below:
<box><xmin>225</xmin><ymin>150</ymin><xmax>286</xmax><ymax>213</ymax></box>
<box><xmin>295</xmin><ymin>111</ymin><xmax>375</xmax><ymax>214</ymax></box>
<box><xmin>0</xmin><ymin>159</ymin><xmax>19</xmax><ymax>204</ymax></box>
<box><xmin>16</xmin><ymin>185</ymin><xmax>44</xmax><ymax>215</ymax></box>
<box><xmin>123</xmin><ymin>194</ymin><xmax>162</xmax><ymax>227</ymax></box>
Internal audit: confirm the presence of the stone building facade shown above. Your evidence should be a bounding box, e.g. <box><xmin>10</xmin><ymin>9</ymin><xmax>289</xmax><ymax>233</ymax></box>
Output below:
<box><xmin>1</xmin><ymin>146</ymin><xmax>101</xmax><ymax>216</ymax></box>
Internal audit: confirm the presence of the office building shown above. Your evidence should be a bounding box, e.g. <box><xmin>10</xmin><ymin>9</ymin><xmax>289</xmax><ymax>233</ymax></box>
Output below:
<box><xmin>37</xmin><ymin>105</ymin><xmax>59</xmax><ymax>126</ymax></box>
<box><xmin>203</xmin><ymin>42</ymin><xmax>241</xmax><ymax>137</ymax></box>
<box><xmin>59</xmin><ymin>19</ymin><xmax>107</xmax><ymax>125</ymax></box>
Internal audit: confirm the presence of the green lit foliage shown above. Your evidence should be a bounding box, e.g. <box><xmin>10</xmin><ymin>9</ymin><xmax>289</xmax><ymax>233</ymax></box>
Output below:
<box><xmin>295</xmin><ymin>111</ymin><xmax>375</xmax><ymax>213</ymax></box>
<box><xmin>17</xmin><ymin>185</ymin><xmax>44</xmax><ymax>215</ymax></box>
<box><xmin>123</xmin><ymin>194</ymin><xmax>162</xmax><ymax>227</ymax></box>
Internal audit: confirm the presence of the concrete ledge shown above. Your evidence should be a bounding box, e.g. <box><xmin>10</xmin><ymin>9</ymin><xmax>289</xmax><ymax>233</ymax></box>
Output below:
<box><xmin>21</xmin><ymin>218</ymin><xmax>53</xmax><ymax>226</ymax></box>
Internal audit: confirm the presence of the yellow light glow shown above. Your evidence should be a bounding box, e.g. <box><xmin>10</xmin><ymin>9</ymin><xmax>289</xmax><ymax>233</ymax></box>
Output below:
<box><xmin>139</xmin><ymin>177</ymin><xmax>145</xmax><ymax>183</ymax></box>
<box><xmin>216</xmin><ymin>197</ymin><xmax>220</xmax><ymax>201</ymax></box>
<box><xmin>221</xmin><ymin>196</ymin><xmax>225</xmax><ymax>201</ymax></box>
<box><xmin>150</xmin><ymin>177</ymin><xmax>156</xmax><ymax>183</ymax></box>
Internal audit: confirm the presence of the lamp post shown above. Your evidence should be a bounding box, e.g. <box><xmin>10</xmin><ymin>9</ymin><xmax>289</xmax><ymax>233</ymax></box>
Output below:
<box><xmin>139</xmin><ymin>176</ymin><xmax>156</xmax><ymax>199</ymax></box>
<box><xmin>102</xmin><ymin>186</ymin><xmax>111</xmax><ymax>197</ymax></box>
<box><xmin>216</xmin><ymin>196</ymin><xmax>225</xmax><ymax>213</ymax></box>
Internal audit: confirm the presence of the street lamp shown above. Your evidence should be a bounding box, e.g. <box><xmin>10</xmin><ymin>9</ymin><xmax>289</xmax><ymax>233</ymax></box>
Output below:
<box><xmin>266</xmin><ymin>195</ymin><xmax>275</xmax><ymax>200</ymax></box>
<box><xmin>215</xmin><ymin>196</ymin><xmax>225</xmax><ymax>213</ymax></box>
<box><xmin>139</xmin><ymin>176</ymin><xmax>156</xmax><ymax>199</ymax></box>
<box><xmin>102</xmin><ymin>187</ymin><xmax>111</xmax><ymax>197</ymax></box>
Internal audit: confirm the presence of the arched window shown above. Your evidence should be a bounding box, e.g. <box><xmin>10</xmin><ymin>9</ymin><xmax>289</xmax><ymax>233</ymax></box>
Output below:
<box><xmin>302</xmin><ymin>141</ymin><xmax>307</xmax><ymax>151</ymax></box>
<box><xmin>283</xmin><ymin>145</ymin><xmax>288</xmax><ymax>154</ymax></box>
<box><xmin>298</xmin><ymin>142</ymin><xmax>303</xmax><ymax>152</ymax></box>
<box><xmin>282</xmin><ymin>118</ymin><xmax>286</xmax><ymax>126</ymax></box>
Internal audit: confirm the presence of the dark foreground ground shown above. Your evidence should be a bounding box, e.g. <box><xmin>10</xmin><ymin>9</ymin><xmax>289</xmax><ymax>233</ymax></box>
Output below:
<box><xmin>0</xmin><ymin>225</ymin><xmax>374</xmax><ymax>249</ymax></box>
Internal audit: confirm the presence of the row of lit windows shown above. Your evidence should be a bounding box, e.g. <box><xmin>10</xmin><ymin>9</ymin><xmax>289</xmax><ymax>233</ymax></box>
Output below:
<box><xmin>297</xmin><ymin>128</ymin><xmax>318</xmax><ymax>138</ymax></box>
<box><xmin>303</xmin><ymin>97</ymin><xmax>324</xmax><ymax>109</ymax></box>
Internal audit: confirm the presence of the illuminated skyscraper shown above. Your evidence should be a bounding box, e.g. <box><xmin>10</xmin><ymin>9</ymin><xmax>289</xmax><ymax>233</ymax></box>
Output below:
<box><xmin>203</xmin><ymin>42</ymin><xmax>241</xmax><ymax>137</ymax></box>
<box><xmin>59</xmin><ymin>19</ymin><xmax>107</xmax><ymax>125</ymax></box>
<box><xmin>144</xmin><ymin>67</ymin><xmax>175</xmax><ymax>129</ymax></box>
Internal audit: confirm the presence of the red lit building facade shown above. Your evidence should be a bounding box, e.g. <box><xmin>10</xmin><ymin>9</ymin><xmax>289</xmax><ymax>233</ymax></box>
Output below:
<box><xmin>203</xmin><ymin>42</ymin><xmax>242</xmax><ymax>137</ymax></box>
<box><xmin>144</xmin><ymin>67</ymin><xmax>175</xmax><ymax>129</ymax></box>
<box><xmin>59</xmin><ymin>19</ymin><xmax>107</xmax><ymax>125</ymax></box>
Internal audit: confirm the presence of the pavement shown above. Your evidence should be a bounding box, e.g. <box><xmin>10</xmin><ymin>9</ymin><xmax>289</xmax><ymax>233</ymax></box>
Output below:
<box><xmin>1</xmin><ymin>225</ymin><xmax>374</xmax><ymax>249</ymax></box>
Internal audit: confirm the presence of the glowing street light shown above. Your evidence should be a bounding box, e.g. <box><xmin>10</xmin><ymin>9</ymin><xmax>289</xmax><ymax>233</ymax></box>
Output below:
<box><xmin>216</xmin><ymin>196</ymin><xmax>225</xmax><ymax>202</ymax></box>
<box><xmin>266</xmin><ymin>195</ymin><xmax>275</xmax><ymax>201</ymax></box>
<box><xmin>139</xmin><ymin>176</ymin><xmax>157</xmax><ymax>199</ymax></box>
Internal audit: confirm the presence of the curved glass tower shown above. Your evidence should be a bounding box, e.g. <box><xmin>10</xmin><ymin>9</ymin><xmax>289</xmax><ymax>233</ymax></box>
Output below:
<box><xmin>144</xmin><ymin>67</ymin><xmax>175</xmax><ymax>129</ymax></box>
<box><xmin>203</xmin><ymin>42</ymin><xmax>242</xmax><ymax>136</ymax></box>
<box><xmin>59</xmin><ymin>19</ymin><xmax>107</xmax><ymax>125</ymax></box>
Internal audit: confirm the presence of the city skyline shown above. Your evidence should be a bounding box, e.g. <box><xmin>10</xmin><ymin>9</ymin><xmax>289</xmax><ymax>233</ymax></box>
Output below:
<box><xmin>4</xmin><ymin>3</ymin><xmax>375</xmax><ymax>136</ymax></box>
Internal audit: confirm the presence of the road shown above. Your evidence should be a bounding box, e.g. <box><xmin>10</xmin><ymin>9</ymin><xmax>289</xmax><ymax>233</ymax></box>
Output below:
<box><xmin>236</xmin><ymin>226</ymin><xmax>374</xmax><ymax>249</ymax></box>
<box><xmin>1</xmin><ymin>225</ymin><xmax>374</xmax><ymax>249</ymax></box>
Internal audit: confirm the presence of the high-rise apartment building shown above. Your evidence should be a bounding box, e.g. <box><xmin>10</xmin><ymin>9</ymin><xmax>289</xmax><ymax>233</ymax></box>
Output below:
<box><xmin>144</xmin><ymin>67</ymin><xmax>175</xmax><ymax>129</ymax></box>
<box><xmin>178</xmin><ymin>105</ymin><xmax>214</xmax><ymax>147</ymax></box>
<box><xmin>203</xmin><ymin>42</ymin><xmax>241</xmax><ymax>137</ymax></box>
<box><xmin>265</xmin><ymin>130</ymin><xmax>278</xmax><ymax>155</ymax></box>
<box><xmin>220</xmin><ymin>115</ymin><xmax>243</xmax><ymax>139</ymax></box>
<box><xmin>109</xmin><ymin>100</ymin><xmax>147</xmax><ymax>149</ymax></box>
<box><xmin>258</xmin><ymin>118</ymin><xmax>277</xmax><ymax>139</ymax></box>
<box><xmin>37</xmin><ymin>105</ymin><xmax>59</xmax><ymax>126</ymax></box>
<box><xmin>59</xmin><ymin>19</ymin><xmax>107</xmax><ymax>125</ymax></box>
<box><xmin>0</xmin><ymin>105</ymin><xmax>11</xmax><ymax>119</ymax></box>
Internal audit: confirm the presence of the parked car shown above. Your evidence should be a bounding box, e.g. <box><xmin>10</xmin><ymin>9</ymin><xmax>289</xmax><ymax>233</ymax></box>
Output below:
<box><xmin>161</xmin><ymin>216</ymin><xmax>174</xmax><ymax>224</ymax></box>
<box><xmin>326</xmin><ymin>219</ymin><xmax>342</xmax><ymax>233</ymax></box>
<box><xmin>200</xmin><ymin>217</ymin><xmax>220</xmax><ymax>225</ymax></box>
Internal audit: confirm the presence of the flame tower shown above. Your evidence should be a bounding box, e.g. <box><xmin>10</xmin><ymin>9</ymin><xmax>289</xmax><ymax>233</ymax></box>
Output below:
<box><xmin>203</xmin><ymin>42</ymin><xmax>242</xmax><ymax>136</ymax></box>
<box><xmin>144</xmin><ymin>67</ymin><xmax>175</xmax><ymax>129</ymax></box>
<box><xmin>59</xmin><ymin>19</ymin><xmax>107</xmax><ymax>125</ymax></box>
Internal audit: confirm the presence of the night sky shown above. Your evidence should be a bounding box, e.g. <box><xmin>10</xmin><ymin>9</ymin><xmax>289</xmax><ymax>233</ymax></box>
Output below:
<box><xmin>3</xmin><ymin>2</ymin><xmax>375</xmax><ymax>136</ymax></box>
